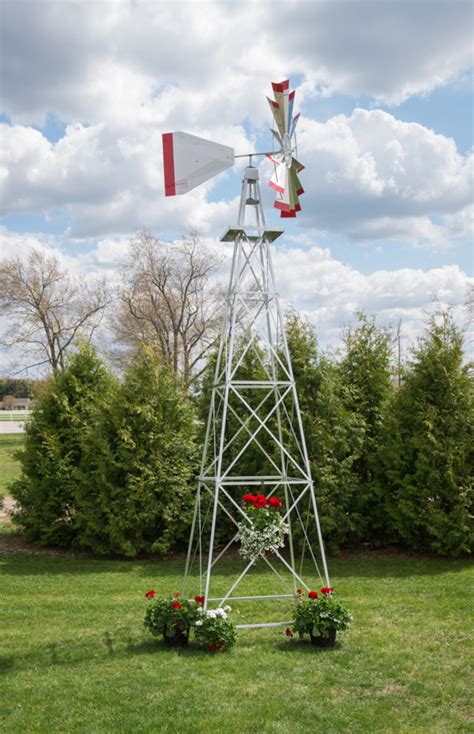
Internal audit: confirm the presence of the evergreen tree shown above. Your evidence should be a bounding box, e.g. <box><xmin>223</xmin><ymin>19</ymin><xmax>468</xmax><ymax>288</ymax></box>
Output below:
<box><xmin>383</xmin><ymin>311</ymin><xmax>473</xmax><ymax>556</ymax></box>
<box><xmin>75</xmin><ymin>353</ymin><xmax>198</xmax><ymax>556</ymax></box>
<box><xmin>285</xmin><ymin>312</ymin><xmax>364</xmax><ymax>551</ymax></box>
<box><xmin>9</xmin><ymin>344</ymin><xmax>114</xmax><ymax>546</ymax></box>
<box><xmin>339</xmin><ymin>312</ymin><xmax>393</xmax><ymax>544</ymax></box>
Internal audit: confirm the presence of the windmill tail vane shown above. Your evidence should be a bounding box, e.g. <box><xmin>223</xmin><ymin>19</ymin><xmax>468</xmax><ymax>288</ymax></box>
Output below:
<box><xmin>162</xmin><ymin>80</ymin><xmax>304</xmax><ymax>218</ymax></box>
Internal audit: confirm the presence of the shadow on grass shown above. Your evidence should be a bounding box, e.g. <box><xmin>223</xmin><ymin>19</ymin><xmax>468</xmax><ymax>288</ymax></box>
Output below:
<box><xmin>273</xmin><ymin>638</ymin><xmax>343</xmax><ymax>655</ymax></box>
<box><xmin>0</xmin><ymin>627</ymin><xmax>230</xmax><ymax>677</ymax></box>
<box><xmin>1</xmin><ymin>547</ymin><xmax>471</xmax><ymax>581</ymax></box>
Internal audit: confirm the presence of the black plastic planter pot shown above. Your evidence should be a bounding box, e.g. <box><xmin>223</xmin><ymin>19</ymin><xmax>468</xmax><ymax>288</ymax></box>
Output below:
<box><xmin>163</xmin><ymin>630</ymin><xmax>189</xmax><ymax>647</ymax></box>
<box><xmin>310</xmin><ymin>628</ymin><xmax>337</xmax><ymax>647</ymax></box>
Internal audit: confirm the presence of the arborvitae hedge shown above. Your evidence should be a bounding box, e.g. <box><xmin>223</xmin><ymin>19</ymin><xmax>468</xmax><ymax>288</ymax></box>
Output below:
<box><xmin>285</xmin><ymin>312</ymin><xmax>365</xmax><ymax>552</ymax></box>
<box><xmin>382</xmin><ymin>312</ymin><xmax>473</xmax><ymax>557</ymax></box>
<box><xmin>10</xmin><ymin>344</ymin><xmax>114</xmax><ymax>546</ymax></box>
<box><xmin>74</xmin><ymin>353</ymin><xmax>198</xmax><ymax>556</ymax></box>
<box><xmin>10</xmin><ymin>347</ymin><xmax>198</xmax><ymax>555</ymax></box>
<box><xmin>339</xmin><ymin>312</ymin><xmax>393</xmax><ymax>545</ymax></box>
<box><xmin>9</xmin><ymin>310</ymin><xmax>472</xmax><ymax>558</ymax></box>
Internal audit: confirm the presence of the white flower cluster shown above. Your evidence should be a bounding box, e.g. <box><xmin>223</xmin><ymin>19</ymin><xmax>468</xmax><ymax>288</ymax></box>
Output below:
<box><xmin>237</xmin><ymin>519</ymin><xmax>289</xmax><ymax>559</ymax></box>
<box><xmin>206</xmin><ymin>605</ymin><xmax>231</xmax><ymax>619</ymax></box>
<box><xmin>195</xmin><ymin>605</ymin><xmax>232</xmax><ymax>626</ymax></box>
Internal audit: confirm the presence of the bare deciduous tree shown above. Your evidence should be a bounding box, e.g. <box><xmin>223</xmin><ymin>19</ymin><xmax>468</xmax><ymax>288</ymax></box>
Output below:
<box><xmin>114</xmin><ymin>230</ymin><xmax>223</xmax><ymax>385</ymax></box>
<box><xmin>0</xmin><ymin>248</ymin><xmax>108</xmax><ymax>373</ymax></box>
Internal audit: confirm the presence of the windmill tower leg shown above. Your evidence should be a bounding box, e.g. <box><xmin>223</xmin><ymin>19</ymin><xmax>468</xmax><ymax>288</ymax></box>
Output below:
<box><xmin>182</xmin><ymin>165</ymin><xmax>330</xmax><ymax>626</ymax></box>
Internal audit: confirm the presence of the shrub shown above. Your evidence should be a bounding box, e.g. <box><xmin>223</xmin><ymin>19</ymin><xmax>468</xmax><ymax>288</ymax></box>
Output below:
<box><xmin>339</xmin><ymin>311</ymin><xmax>393</xmax><ymax>545</ymax></box>
<box><xmin>9</xmin><ymin>344</ymin><xmax>113</xmax><ymax>546</ymax></box>
<box><xmin>383</xmin><ymin>310</ymin><xmax>473</xmax><ymax>556</ymax></box>
<box><xmin>74</xmin><ymin>352</ymin><xmax>198</xmax><ymax>556</ymax></box>
<box><xmin>285</xmin><ymin>312</ymin><xmax>364</xmax><ymax>551</ymax></box>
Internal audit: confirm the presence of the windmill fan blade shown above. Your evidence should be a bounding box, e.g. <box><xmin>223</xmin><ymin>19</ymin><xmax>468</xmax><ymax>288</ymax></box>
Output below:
<box><xmin>287</xmin><ymin>91</ymin><xmax>295</xmax><ymax>134</ymax></box>
<box><xmin>290</xmin><ymin>160</ymin><xmax>304</xmax><ymax>196</ymax></box>
<box><xmin>273</xmin><ymin>167</ymin><xmax>293</xmax><ymax>213</ymax></box>
<box><xmin>267</xmin><ymin>81</ymin><xmax>304</xmax><ymax>217</ymax></box>
<box><xmin>267</xmin><ymin>97</ymin><xmax>286</xmax><ymax>138</ymax></box>
<box><xmin>270</xmin><ymin>128</ymin><xmax>283</xmax><ymax>147</ymax></box>
<box><xmin>162</xmin><ymin>132</ymin><xmax>234</xmax><ymax>196</ymax></box>
<box><xmin>269</xmin><ymin>161</ymin><xmax>287</xmax><ymax>194</ymax></box>
<box><xmin>290</xmin><ymin>112</ymin><xmax>300</xmax><ymax>138</ymax></box>
<box><xmin>292</xmin><ymin>157</ymin><xmax>305</xmax><ymax>174</ymax></box>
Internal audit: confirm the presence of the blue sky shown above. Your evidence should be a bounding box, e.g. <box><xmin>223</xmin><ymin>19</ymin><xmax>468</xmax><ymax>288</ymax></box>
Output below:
<box><xmin>0</xmin><ymin>0</ymin><xmax>473</xmax><ymax>370</ymax></box>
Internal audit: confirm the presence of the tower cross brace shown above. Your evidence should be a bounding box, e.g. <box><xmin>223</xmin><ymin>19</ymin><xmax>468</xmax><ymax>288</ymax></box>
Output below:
<box><xmin>182</xmin><ymin>164</ymin><xmax>330</xmax><ymax>627</ymax></box>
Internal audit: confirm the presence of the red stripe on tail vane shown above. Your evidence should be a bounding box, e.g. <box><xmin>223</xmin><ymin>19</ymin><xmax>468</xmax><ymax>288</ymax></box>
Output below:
<box><xmin>162</xmin><ymin>133</ymin><xmax>176</xmax><ymax>196</ymax></box>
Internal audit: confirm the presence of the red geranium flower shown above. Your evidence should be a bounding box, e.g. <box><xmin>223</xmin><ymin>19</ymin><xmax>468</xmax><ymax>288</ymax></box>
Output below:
<box><xmin>296</xmin><ymin>588</ymin><xmax>302</xmax><ymax>595</ymax></box>
<box><xmin>173</xmin><ymin>592</ymin><xmax>180</xmax><ymax>598</ymax></box>
<box><xmin>242</xmin><ymin>493</ymin><xmax>257</xmax><ymax>503</ymax></box>
<box><xmin>268</xmin><ymin>497</ymin><xmax>282</xmax><ymax>509</ymax></box>
<box><xmin>321</xmin><ymin>587</ymin><xmax>335</xmax><ymax>595</ymax></box>
<box><xmin>253</xmin><ymin>493</ymin><xmax>267</xmax><ymax>508</ymax></box>
<box><xmin>308</xmin><ymin>590</ymin><xmax>318</xmax><ymax>599</ymax></box>
<box><xmin>145</xmin><ymin>590</ymin><xmax>156</xmax><ymax>598</ymax></box>
<box><xmin>285</xmin><ymin>627</ymin><xmax>294</xmax><ymax>637</ymax></box>
<box><xmin>171</xmin><ymin>601</ymin><xmax>182</xmax><ymax>609</ymax></box>
<box><xmin>194</xmin><ymin>595</ymin><xmax>205</xmax><ymax>604</ymax></box>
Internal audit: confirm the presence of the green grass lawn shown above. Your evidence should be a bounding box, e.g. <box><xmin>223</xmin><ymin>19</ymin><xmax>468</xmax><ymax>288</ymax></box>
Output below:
<box><xmin>0</xmin><ymin>434</ymin><xmax>24</xmax><ymax>497</ymax></box>
<box><xmin>0</xmin><ymin>546</ymin><xmax>472</xmax><ymax>733</ymax></box>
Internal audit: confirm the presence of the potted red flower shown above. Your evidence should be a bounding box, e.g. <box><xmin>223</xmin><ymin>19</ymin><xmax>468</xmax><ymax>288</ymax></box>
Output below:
<box><xmin>144</xmin><ymin>591</ymin><xmax>202</xmax><ymax>647</ymax></box>
<box><xmin>291</xmin><ymin>588</ymin><xmax>352</xmax><ymax>647</ymax></box>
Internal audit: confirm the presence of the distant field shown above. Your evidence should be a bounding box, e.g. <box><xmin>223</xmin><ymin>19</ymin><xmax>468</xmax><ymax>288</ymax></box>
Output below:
<box><xmin>0</xmin><ymin>434</ymin><xmax>24</xmax><ymax>497</ymax></box>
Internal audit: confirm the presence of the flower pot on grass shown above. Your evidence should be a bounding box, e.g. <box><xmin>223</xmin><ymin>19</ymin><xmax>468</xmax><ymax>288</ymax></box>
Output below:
<box><xmin>194</xmin><ymin>607</ymin><xmax>237</xmax><ymax>652</ymax></box>
<box><xmin>144</xmin><ymin>590</ymin><xmax>201</xmax><ymax>645</ymax></box>
<box><xmin>290</xmin><ymin>588</ymin><xmax>352</xmax><ymax>648</ymax></box>
<box><xmin>163</xmin><ymin>629</ymin><xmax>189</xmax><ymax>647</ymax></box>
<box><xmin>310</xmin><ymin>628</ymin><xmax>337</xmax><ymax>647</ymax></box>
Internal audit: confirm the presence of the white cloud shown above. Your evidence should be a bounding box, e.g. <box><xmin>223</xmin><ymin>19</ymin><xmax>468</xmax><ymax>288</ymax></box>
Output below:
<box><xmin>2</xmin><ymin>106</ymin><xmax>471</xmax><ymax>244</ymax></box>
<box><xmin>0</xmin><ymin>120</ymin><xmax>247</xmax><ymax>237</ymax></box>
<box><xmin>280</xmin><ymin>108</ymin><xmax>473</xmax><ymax>242</ymax></box>
<box><xmin>2</xmin><ymin>1</ymin><xmax>472</xmax><ymax>128</ymax></box>
<box><xmin>269</xmin><ymin>0</ymin><xmax>473</xmax><ymax>105</ymax></box>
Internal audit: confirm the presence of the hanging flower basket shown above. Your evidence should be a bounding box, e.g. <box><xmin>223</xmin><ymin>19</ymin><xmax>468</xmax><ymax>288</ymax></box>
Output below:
<box><xmin>236</xmin><ymin>492</ymin><xmax>289</xmax><ymax>560</ymax></box>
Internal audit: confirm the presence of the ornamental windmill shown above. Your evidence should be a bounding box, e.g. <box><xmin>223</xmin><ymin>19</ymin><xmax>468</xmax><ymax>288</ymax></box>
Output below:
<box><xmin>163</xmin><ymin>81</ymin><xmax>330</xmax><ymax>630</ymax></box>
